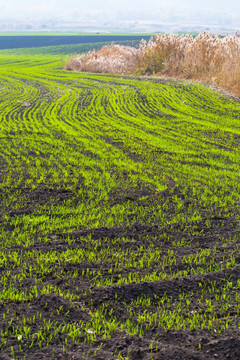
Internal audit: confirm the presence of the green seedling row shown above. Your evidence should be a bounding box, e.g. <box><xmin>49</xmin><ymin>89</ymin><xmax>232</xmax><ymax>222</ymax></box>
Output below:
<box><xmin>0</xmin><ymin>44</ymin><xmax>240</xmax><ymax>359</ymax></box>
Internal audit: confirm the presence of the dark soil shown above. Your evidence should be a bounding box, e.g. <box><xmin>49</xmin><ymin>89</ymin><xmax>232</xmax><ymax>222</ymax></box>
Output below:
<box><xmin>0</xmin><ymin>182</ymin><xmax>240</xmax><ymax>359</ymax></box>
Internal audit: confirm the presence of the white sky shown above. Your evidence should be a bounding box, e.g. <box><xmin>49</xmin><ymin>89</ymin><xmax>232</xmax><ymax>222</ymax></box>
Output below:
<box><xmin>0</xmin><ymin>0</ymin><xmax>239</xmax><ymax>19</ymax></box>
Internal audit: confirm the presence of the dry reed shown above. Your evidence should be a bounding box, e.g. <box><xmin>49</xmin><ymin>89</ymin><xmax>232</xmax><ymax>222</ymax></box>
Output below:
<box><xmin>64</xmin><ymin>32</ymin><xmax>240</xmax><ymax>96</ymax></box>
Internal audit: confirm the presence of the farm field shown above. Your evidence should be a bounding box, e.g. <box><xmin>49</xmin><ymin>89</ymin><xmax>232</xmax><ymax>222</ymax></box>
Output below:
<box><xmin>0</xmin><ymin>42</ymin><xmax>240</xmax><ymax>359</ymax></box>
<box><xmin>0</xmin><ymin>34</ymin><xmax>151</xmax><ymax>50</ymax></box>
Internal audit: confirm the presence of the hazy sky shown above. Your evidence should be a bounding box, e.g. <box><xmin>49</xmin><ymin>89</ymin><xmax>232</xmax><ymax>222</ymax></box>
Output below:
<box><xmin>0</xmin><ymin>0</ymin><xmax>239</xmax><ymax>19</ymax></box>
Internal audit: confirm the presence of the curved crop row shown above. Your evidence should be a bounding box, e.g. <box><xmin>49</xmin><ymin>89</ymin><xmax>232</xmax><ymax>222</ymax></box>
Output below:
<box><xmin>0</xmin><ymin>50</ymin><xmax>240</xmax><ymax>359</ymax></box>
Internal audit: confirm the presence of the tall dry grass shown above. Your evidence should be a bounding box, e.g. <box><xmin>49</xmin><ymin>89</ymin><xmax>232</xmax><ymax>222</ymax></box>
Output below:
<box><xmin>64</xmin><ymin>45</ymin><xmax>138</xmax><ymax>74</ymax></box>
<box><xmin>64</xmin><ymin>33</ymin><xmax>240</xmax><ymax>96</ymax></box>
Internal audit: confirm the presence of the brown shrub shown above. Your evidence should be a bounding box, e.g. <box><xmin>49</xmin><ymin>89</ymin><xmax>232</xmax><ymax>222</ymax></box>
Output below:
<box><xmin>64</xmin><ymin>44</ymin><xmax>138</xmax><ymax>75</ymax></box>
<box><xmin>64</xmin><ymin>33</ymin><xmax>240</xmax><ymax>96</ymax></box>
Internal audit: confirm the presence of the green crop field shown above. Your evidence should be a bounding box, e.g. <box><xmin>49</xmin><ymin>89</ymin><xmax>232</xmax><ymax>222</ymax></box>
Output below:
<box><xmin>0</xmin><ymin>43</ymin><xmax>240</xmax><ymax>359</ymax></box>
